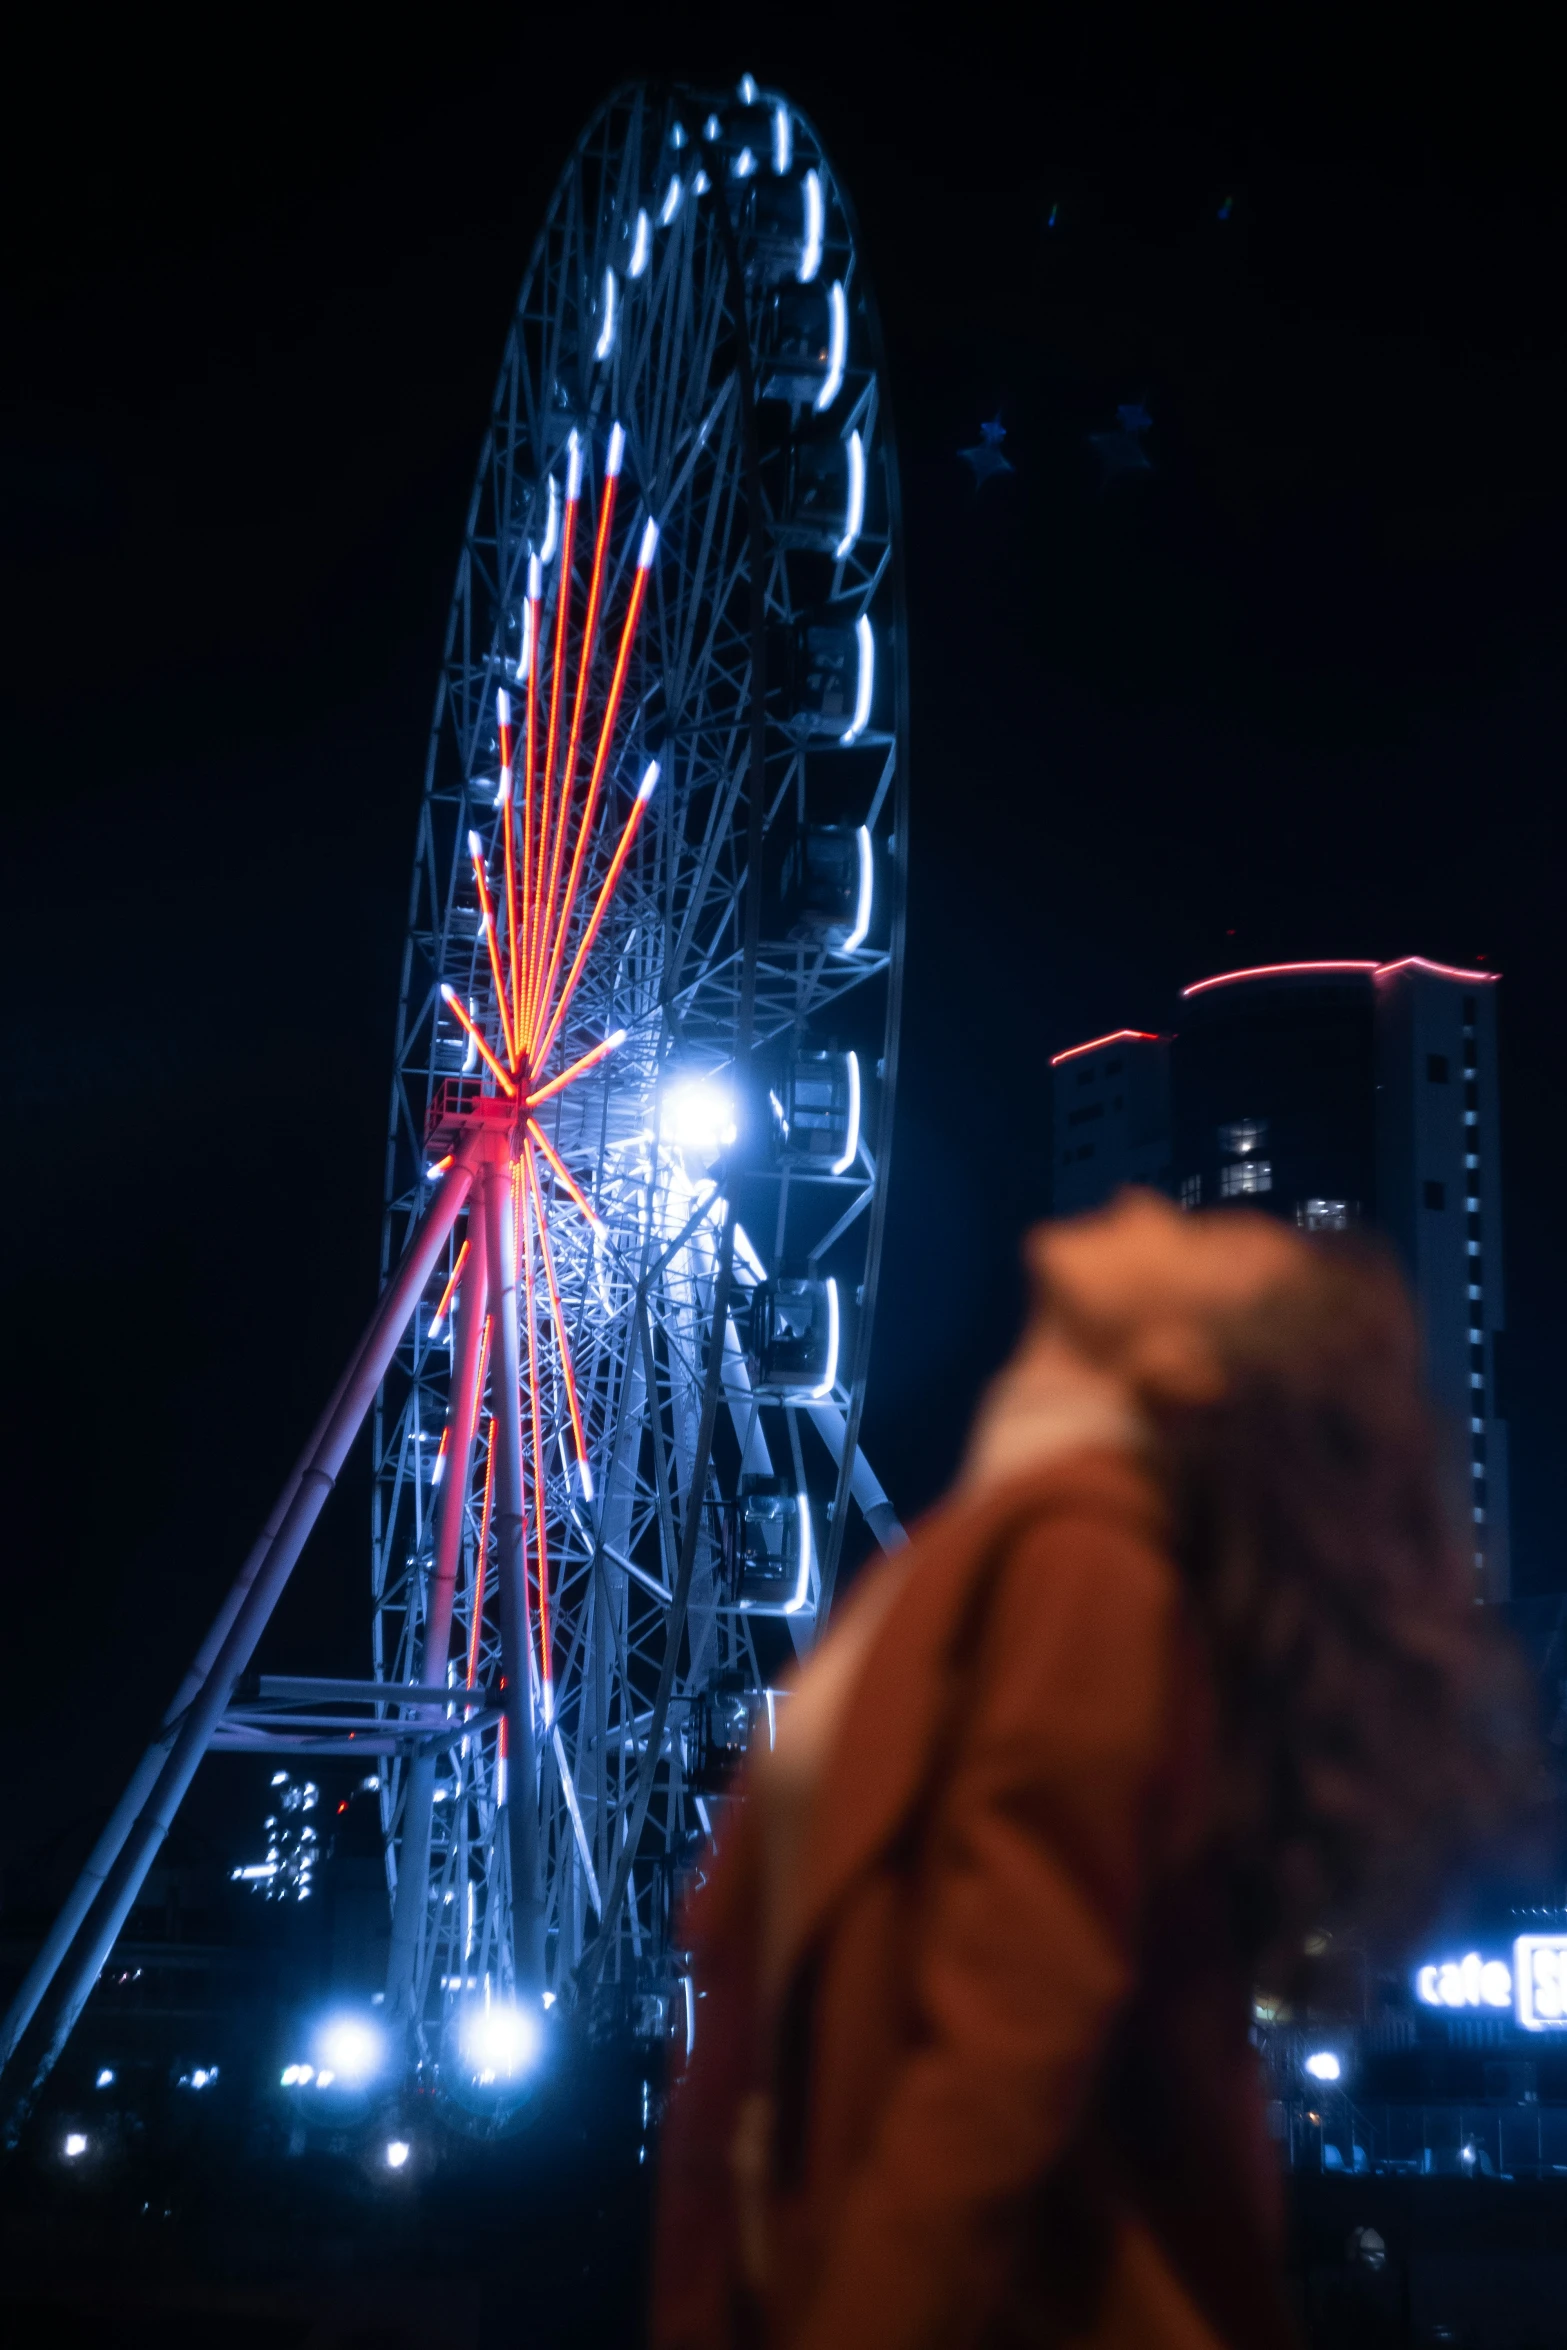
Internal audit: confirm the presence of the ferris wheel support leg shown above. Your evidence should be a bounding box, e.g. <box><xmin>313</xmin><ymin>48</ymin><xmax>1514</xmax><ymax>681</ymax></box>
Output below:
<box><xmin>386</xmin><ymin>1214</ymin><xmax>490</xmax><ymax>2025</ymax></box>
<box><xmin>0</xmin><ymin>1155</ymin><xmax>478</xmax><ymax>2123</ymax></box>
<box><xmin>481</xmin><ymin>1156</ymin><xmax>544</xmax><ymax>1993</ymax></box>
<box><xmin>803</xmin><ymin>1405</ymin><xmax>906</xmax><ymax>1555</ymax></box>
<box><xmin>0</xmin><ymin>1332</ymin><xmax>364</xmax><ymax>2077</ymax></box>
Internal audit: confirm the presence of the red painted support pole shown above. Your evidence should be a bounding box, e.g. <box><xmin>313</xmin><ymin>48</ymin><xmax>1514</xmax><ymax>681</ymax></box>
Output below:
<box><xmin>385</xmin><ymin>1210</ymin><xmax>489</xmax><ymax>2022</ymax></box>
<box><xmin>2</xmin><ymin>1149</ymin><xmax>479</xmax><ymax>2118</ymax></box>
<box><xmin>481</xmin><ymin>1154</ymin><xmax>544</xmax><ymax>1992</ymax></box>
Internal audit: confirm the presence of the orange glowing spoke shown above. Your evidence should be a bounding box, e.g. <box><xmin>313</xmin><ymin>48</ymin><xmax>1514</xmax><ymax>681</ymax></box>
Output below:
<box><xmin>527</xmin><ymin>1119</ymin><xmax>603</xmax><ymax>1231</ymax></box>
<box><xmin>428</xmin><ymin>1236</ymin><xmax>470</xmax><ymax>1339</ymax></box>
<box><xmin>518</xmin><ymin>1165</ymin><xmax>553</xmax><ymax>1704</ymax></box>
<box><xmin>525</xmin><ymin>1027</ymin><xmax>626</xmax><ymax>1109</ymax></box>
<box><xmin>534</xmin><ymin>518</ymin><xmax>658</xmax><ymax>1045</ymax></box>
<box><xmin>468</xmin><ymin>832</ymin><xmax>515</xmax><ymax>1068</ymax></box>
<box><xmin>525</xmin><ymin>1142</ymin><xmax>590</xmax><ymax>1493</ymax></box>
<box><xmin>534</xmin><ymin>759</ymin><xmax>660</xmax><ymax>1072</ymax></box>
<box><xmin>518</xmin><ymin>572</ymin><xmax>540</xmax><ymax>1047</ymax></box>
<box><xmin>439</xmin><ymin>985</ymin><xmax>516</xmax><ymax>1096</ymax></box>
<box><xmin>529</xmin><ymin>436</ymin><xmax>582</xmax><ymax>1049</ymax></box>
<box><xmin>537</xmin><ymin>431</ymin><xmax>622</xmax><ymax>1039</ymax></box>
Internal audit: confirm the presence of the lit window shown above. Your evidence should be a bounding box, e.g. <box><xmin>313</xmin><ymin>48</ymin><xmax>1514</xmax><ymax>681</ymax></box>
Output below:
<box><xmin>1219</xmin><ymin>1160</ymin><xmax>1272</xmax><ymax>1198</ymax></box>
<box><xmin>1218</xmin><ymin>1118</ymin><xmax>1267</xmax><ymax>1157</ymax></box>
<box><xmin>1296</xmin><ymin>1199</ymin><xmax>1349</xmax><ymax>1231</ymax></box>
<box><xmin>1180</xmin><ymin>1174</ymin><xmax>1201</xmax><ymax>1209</ymax></box>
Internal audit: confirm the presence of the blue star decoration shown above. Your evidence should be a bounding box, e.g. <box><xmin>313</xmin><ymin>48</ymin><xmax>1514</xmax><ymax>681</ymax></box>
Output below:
<box><xmin>1087</xmin><ymin>402</ymin><xmax>1153</xmax><ymax>487</ymax></box>
<box><xmin>958</xmin><ymin>416</ymin><xmax>1015</xmax><ymax>489</ymax></box>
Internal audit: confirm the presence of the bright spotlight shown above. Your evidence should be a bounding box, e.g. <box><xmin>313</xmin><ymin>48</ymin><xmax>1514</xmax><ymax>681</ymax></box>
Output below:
<box><xmin>1303</xmin><ymin>2050</ymin><xmax>1342</xmax><ymax>2082</ymax></box>
<box><xmin>663</xmin><ymin>1078</ymin><xmax>737</xmax><ymax>1156</ymax></box>
<box><xmin>385</xmin><ymin>2139</ymin><xmax>411</xmax><ymax>2170</ymax></box>
<box><xmin>63</xmin><ymin>2133</ymin><xmax>87</xmax><ymax>2159</ymax></box>
<box><xmin>95</xmin><ymin>2068</ymin><xmax>115</xmax><ymax>2089</ymax></box>
<box><xmin>316</xmin><ymin>2015</ymin><xmax>384</xmax><ymax>2085</ymax></box>
<box><xmin>457</xmin><ymin>2000</ymin><xmax>543</xmax><ymax>2085</ymax></box>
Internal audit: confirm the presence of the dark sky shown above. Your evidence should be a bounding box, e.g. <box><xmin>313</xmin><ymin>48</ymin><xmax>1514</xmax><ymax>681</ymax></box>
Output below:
<box><xmin>3</xmin><ymin>9</ymin><xmax>1564</xmax><ymax>1883</ymax></box>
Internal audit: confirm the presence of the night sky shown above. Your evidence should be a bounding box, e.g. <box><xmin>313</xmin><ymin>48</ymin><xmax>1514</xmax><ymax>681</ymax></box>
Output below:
<box><xmin>4</xmin><ymin>11</ymin><xmax>1564</xmax><ymax>1890</ymax></box>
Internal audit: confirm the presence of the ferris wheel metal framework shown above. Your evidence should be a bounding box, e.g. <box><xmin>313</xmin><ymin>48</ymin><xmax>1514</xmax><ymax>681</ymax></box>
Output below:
<box><xmin>0</xmin><ymin>75</ymin><xmax>907</xmax><ymax>2112</ymax></box>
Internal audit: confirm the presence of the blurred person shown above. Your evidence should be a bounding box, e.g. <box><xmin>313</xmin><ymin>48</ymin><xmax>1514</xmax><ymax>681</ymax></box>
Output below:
<box><xmin>652</xmin><ymin>1191</ymin><xmax>1527</xmax><ymax>2350</ymax></box>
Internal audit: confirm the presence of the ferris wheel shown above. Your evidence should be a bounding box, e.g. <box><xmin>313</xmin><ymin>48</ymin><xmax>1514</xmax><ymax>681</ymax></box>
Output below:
<box><xmin>370</xmin><ymin>77</ymin><xmax>908</xmax><ymax>2039</ymax></box>
<box><xmin>0</xmin><ymin>75</ymin><xmax>906</xmax><ymax>2115</ymax></box>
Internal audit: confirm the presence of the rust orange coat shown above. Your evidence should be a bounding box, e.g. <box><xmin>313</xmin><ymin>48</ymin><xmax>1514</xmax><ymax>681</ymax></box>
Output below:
<box><xmin>652</xmin><ymin>1453</ymin><xmax>1297</xmax><ymax>2350</ymax></box>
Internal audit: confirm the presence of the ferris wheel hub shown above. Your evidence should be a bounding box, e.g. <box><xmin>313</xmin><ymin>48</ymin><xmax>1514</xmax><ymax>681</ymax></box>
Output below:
<box><xmin>425</xmin><ymin>1076</ymin><xmax>525</xmax><ymax>1162</ymax></box>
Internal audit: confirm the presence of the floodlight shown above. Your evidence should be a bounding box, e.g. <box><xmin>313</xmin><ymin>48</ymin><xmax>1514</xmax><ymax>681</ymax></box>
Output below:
<box><xmin>456</xmin><ymin>1999</ymin><xmax>543</xmax><ymax>2084</ymax></box>
<box><xmin>663</xmin><ymin>1079</ymin><xmax>737</xmax><ymax>1156</ymax></box>
<box><xmin>316</xmin><ymin>2015</ymin><xmax>384</xmax><ymax>2084</ymax></box>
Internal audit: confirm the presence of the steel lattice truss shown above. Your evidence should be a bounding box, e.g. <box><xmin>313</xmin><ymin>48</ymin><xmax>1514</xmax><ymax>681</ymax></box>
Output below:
<box><xmin>366</xmin><ymin>79</ymin><xmax>908</xmax><ymax>2041</ymax></box>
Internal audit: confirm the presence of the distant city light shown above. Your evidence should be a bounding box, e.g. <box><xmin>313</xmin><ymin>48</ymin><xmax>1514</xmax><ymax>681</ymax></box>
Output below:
<box><xmin>63</xmin><ymin>2133</ymin><xmax>87</xmax><ymax>2159</ymax></box>
<box><xmin>95</xmin><ymin>2068</ymin><xmax>115</xmax><ymax>2089</ymax></box>
<box><xmin>1303</xmin><ymin>2051</ymin><xmax>1341</xmax><ymax>2082</ymax></box>
<box><xmin>385</xmin><ymin>2139</ymin><xmax>411</xmax><ymax>2170</ymax></box>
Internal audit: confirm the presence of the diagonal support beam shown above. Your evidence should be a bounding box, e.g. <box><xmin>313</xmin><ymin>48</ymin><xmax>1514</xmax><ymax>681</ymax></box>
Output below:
<box><xmin>1</xmin><ymin>1148</ymin><xmax>479</xmax><ymax>2123</ymax></box>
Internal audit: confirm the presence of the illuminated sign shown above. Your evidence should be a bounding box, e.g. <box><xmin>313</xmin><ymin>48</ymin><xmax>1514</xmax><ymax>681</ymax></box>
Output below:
<box><xmin>1415</xmin><ymin>1952</ymin><xmax>1512</xmax><ymax>2011</ymax></box>
<box><xmin>1514</xmin><ymin>1937</ymin><xmax>1567</xmax><ymax>2032</ymax></box>
<box><xmin>1412</xmin><ymin>1936</ymin><xmax>1567</xmax><ymax>2031</ymax></box>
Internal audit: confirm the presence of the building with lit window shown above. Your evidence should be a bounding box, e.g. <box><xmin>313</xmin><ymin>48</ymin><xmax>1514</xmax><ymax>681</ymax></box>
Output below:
<box><xmin>1050</xmin><ymin>959</ymin><xmax>1507</xmax><ymax>1596</ymax></box>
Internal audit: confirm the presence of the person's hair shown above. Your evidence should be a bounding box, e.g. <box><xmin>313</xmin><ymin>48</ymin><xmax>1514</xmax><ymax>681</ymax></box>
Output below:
<box><xmin>1145</xmin><ymin>1233</ymin><xmax>1535</xmax><ymax>1995</ymax></box>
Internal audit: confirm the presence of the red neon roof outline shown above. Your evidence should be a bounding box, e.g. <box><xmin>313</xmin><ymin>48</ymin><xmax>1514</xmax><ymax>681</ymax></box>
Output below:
<box><xmin>1373</xmin><ymin>955</ymin><xmax>1500</xmax><ymax>985</ymax></box>
<box><xmin>1182</xmin><ymin>956</ymin><xmax>1500</xmax><ymax>1000</ymax></box>
<box><xmin>1050</xmin><ymin>1028</ymin><xmax>1164</xmax><ymax>1067</ymax></box>
<box><xmin>1181</xmin><ymin>961</ymin><xmax>1377</xmax><ymax>1000</ymax></box>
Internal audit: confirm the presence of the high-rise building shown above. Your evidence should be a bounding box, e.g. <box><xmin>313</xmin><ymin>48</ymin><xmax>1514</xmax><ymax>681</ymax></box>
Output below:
<box><xmin>1049</xmin><ymin>1030</ymin><xmax>1172</xmax><ymax>1216</ymax></box>
<box><xmin>1050</xmin><ymin>958</ymin><xmax>1508</xmax><ymax>1596</ymax></box>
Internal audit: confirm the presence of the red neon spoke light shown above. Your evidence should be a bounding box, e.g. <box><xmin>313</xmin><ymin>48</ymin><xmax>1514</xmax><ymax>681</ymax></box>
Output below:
<box><xmin>527</xmin><ymin>1119</ymin><xmax>602</xmax><ymax>1231</ymax></box>
<box><xmin>439</xmin><ymin>986</ymin><xmax>516</xmax><ymax>1096</ymax></box>
<box><xmin>534</xmin><ymin>758</ymin><xmax>660</xmax><ymax>1071</ymax></box>
<box><xmin>428</xmin><ymin>1236</ymin><xmax>471</xmax><ymax>1338</ymax></box>
<box><xmin>534</xmin><ymin>518</ymin><xmax>659</xmax><ymax>1049</ymax></box>
<box><xmin>468</xmin><ymin>833</ymin><xmax>515</xmax><ymax>1069</ymax></box>
<box><xmin>531</xmin><ymin>435</ymin><xmax>583</xmax><ymax>1046</ymax></box>
<box><xmin>525</xmin><ymin>1142</ymin><xmax>590</xmax><ymax>1490</ymax></box>
<box><xmin>517</xmin><ymin>573</ymin><xmax>541</xmax><ymax>1050</ymax></box>
<box><xmin>537</xmin><ymin>430</ymin><xmax>622</xmax><ymax>1036</ymax></box>
<box><xmin>524</xmin><ymin>1028</ymin><xmax>626</xmax><ymax>1110</ymax></box>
